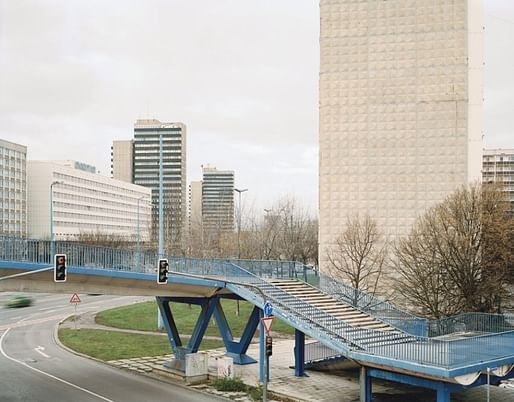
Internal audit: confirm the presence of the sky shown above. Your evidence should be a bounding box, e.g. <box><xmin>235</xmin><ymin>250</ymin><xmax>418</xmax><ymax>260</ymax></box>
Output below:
<box><xmin>0</xmin><ymin>1</ymin><xmax>513</xmax><ymax>214</ymax></box>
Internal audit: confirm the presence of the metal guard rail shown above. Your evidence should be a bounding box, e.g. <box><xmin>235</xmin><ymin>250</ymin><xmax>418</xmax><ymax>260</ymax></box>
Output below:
<box><xmin>1</xmin><ymin>236</ymin><xmax>514</xmax><ymax>369</ymax></box>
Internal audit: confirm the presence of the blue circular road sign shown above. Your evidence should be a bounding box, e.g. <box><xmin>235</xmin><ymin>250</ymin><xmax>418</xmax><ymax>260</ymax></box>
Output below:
<box><xmin>264</xmin><ymin>302</ymin><xmax>273</xmax><ymax>316</ymax></box>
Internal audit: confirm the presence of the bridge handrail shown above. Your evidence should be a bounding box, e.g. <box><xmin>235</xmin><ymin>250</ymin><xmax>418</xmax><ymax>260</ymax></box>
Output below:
<box><xmin>3</xmin><ymin>236</ymin><xmax>514</xmax><ymax>370</ymax></box>
<box><xmin>428</xmin><ymin>312</ymin><xmax>514</xmax><ymax>337</ymax></box>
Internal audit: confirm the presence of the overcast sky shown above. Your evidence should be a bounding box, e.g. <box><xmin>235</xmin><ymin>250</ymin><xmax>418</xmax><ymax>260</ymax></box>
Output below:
<box><xmin>0</xmin><ymin>1</ymin><xmax>513</xmax><ymax>214</ymax></box>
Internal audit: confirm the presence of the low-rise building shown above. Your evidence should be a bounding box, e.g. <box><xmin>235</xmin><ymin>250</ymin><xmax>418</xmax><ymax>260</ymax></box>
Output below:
<box><xmin>27</xmin><ymin>161</ymin><xmax>151</xmax><ymax>240</ymax></box>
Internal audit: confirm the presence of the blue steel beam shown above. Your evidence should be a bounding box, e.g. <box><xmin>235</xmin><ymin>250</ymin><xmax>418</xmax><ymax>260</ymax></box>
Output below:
<box><xmin>188</xmin><ymin>297</ymin><xmax>219</xmax><ymax>353</ymax></box>
<box><xmin>367</xmin><ymin>368</ymin><xmax>455</xmax><ymax>401</ymax></box>
<box><xmin>155</xmin><ymin>296</ymin><xmax>182</xmax><ymax>353</ymax></box>
<box><xmin>359</xmin><ymin>366</ymin><xmax>372</xmax><ymax>402</ymax></box>
<box><xmin>213</xmin><ymin>302</ymin><xmax>259</xmax><ymax>364</ymax></box>
<box><xmin>294</xmin><ymin>329</ymin><xmax>306</xmax><ymax>377</ymax></box>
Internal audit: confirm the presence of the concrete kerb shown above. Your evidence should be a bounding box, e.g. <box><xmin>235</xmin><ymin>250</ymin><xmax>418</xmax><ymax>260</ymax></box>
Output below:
<box><xmin>53</xmin><ymin>314</ymin><xmax>233</xmax><ymax>402</ymax></box>
<box><xmin>56</xmin><ymin>311</ymin><xmax>300</xmax><ymax>401</ymax></box>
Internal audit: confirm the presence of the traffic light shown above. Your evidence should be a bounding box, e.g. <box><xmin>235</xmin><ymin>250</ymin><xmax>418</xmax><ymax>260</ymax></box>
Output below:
<box><xmin>54</xmin><ymin>254</ymin><xmax>67</xmax><ymax>283</ymax></box>
<box><xmin>157</xmin><ymin>258</ymin><xmax>168</xmax><ymax>284</ymax></box>
<box><xmin>265</xmin><ymin>336</ymin><xmax>273</xmax><ymax>357</ymax></box>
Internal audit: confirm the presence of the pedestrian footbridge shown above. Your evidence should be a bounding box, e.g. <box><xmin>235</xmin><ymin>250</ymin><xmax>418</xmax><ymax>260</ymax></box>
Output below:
<box><xmin>1</xmin><ymin>236</ymin><xmax>514</xmax><ymax>402</ymax></box>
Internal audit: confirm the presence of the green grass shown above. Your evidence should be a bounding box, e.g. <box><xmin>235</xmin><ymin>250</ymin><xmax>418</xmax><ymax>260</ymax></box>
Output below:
<box><xmin>59</xmin><ymin>328</ymin><xmax>224</xmax><ymax>361</ymax></box>
<box><xmin>96</xmin><ymin>299</ymin><xmax>294</xmax><ymax>336</ymax></box>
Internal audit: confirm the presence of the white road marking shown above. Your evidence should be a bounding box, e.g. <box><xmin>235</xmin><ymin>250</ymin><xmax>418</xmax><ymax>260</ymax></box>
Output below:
<box><xmin>38</xmin><ymin>306</ymin><xmax>60</xmax><ymax>312</ymax></box>
<box><xmin>0</xmin><ymin>314</ymin><xmax>69</xmax><ymax>331</ymax></box>
<box><xmin>0</xmin><ymin>329</ymin><xmax>114</xmax><ymax>402</ymax></box>
<box><xmin>35</xmin><ymin>346</ymin><xmax>50</xmax><ymax>358</ymax></box>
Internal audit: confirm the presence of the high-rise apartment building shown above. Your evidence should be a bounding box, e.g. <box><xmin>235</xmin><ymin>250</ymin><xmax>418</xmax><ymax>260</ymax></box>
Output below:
<box><xmin>201</xmin><ymin>167</ymin><xmax>234</xmax><ymax>232</ymax></box>
<box><xmin>111</xmin><ymin>140</ymin><xmax>133</xmax><ymax>183</ymax></box>
<box><xmin>27</xmin><ymin>161</ymin><xmax>151</xmax><ymax>240</ymax></box>
<box><xmin>133</xmin><ymin>119</ymin><xmax>187</xmax><ymax>251</ymax></box>
<box><xmin>319</xmin><ymin>1</ymin><xmax>484</xmax><ymax>270</ymax></box>
<box><xmin>0</xmin><ymin>139</ymin><xmax>27</xmax><ymax>237</ymax></box>
<box><xmin>483</xmin><ymin>149</ymin><xmax>514</xmax><ymax>213</ymax></box>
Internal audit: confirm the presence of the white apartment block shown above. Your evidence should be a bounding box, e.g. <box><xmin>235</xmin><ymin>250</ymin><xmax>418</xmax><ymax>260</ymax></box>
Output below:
<box><xmin>319</xmin><ymin>0</ymin><xmax>484</xmax><ymax>270</ymax></box>
<box><xmin>27</xmin><ymin>161</ymin><xmax>151</xmax><ymax>241</ymax></box>
<box><xmin>111</xmin><ymin>140</ymin><xmax>134</xmax><ymax>183</ymax></box>
<box><xmin>0</xmin><ymin>139</ymin><xmax>27</xmax><ymax>237</ymax></box>
<box><xmin>202</xmin><ymin>167</ymin><xmax>234</xmax><ymax>232</ymax></box>
<box><xmin>133</xmin><ymin>119</ymin><xmax>187</xmax><ymax>250</ymax></box>
<box><xmin>483</xmin><ymin>149</ymin><xmax>514</xmax><ymax>213</ymax></box>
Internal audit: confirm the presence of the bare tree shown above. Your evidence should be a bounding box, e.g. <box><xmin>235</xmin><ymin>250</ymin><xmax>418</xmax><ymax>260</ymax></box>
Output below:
<box><xmin>327</xmin><ymin>214</ymin><xmax>387</xmax><ymax>306</ymax></box>
<box><xmin>76</xmin><ymin>231</ymin><xmax>131</xmax><ymax>249</ymax></box>
<box><xmin>394</xmin><ymin>183</ymin><xmax>514</xmax><ymax>318</ymax></box>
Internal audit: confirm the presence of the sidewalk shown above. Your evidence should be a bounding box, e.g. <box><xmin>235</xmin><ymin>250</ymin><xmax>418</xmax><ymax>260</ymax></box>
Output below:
<box><xmin>104</xmin><ymin>339</ymin><xmax>514</xmax><ymax>402</ymax></box>
<box><xmin>61</xmin><ymin>314</ymin><xmax>514</xmax><ymax>402</ymax></box>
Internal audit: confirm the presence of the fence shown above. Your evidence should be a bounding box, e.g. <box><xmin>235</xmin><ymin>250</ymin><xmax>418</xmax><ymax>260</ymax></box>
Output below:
<box><xmin>2</xmin><ymin>235</ymin><xmax>514</xmax><ymax>370</ymax></box>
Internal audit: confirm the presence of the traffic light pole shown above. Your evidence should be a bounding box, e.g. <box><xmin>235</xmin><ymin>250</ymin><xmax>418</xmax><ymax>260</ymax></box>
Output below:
<box><xmin>263</xmin><ymin>351</ymin><xmax>269</xmax><ymax>402</ymax></box>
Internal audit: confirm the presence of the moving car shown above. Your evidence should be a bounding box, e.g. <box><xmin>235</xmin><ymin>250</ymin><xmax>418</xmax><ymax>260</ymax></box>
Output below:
<box><xmin>5</xmin><ymin>294</ymin><xmax>33</xmax><ymax>308</ymax></box>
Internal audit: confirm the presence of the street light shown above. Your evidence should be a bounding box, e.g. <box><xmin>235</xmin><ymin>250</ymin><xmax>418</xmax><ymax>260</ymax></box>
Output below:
<box><xmin>50</xmin><ymin>180</ymin><xmax>64</xmax><ymax>259</ymax></box>
<box><xmin>234</xmin><ymin>188</ymin><xmax>248</xmax><ymax>259</ymax></box>
<box><xmin>136</xmin><ymin>195</ymin><xmax>147</xmax><ymax>270</ymax></box>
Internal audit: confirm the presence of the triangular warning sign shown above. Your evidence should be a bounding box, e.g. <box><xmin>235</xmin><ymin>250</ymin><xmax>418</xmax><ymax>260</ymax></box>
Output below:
<box><xmin>261</xmin><ymin>316</ymin><xmax>274</xmax><ymax>335</ymax></box>
<box><xmin>69</xmin><ymin>293</ymin><xmax>81</xmax><ymax>304</ymax></box>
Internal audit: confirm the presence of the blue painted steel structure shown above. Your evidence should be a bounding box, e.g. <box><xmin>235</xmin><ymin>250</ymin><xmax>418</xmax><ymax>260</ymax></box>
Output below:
<box><xmin>2</xmin><ymin>236</ymin><xmax>514</xmax><ymax>401</ymax></box>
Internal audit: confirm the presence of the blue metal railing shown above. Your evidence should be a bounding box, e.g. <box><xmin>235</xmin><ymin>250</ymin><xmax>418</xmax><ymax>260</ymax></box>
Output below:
<box><xmin>302</xmin><ymin>271</ymin><xmax>428</xmax><ymax>337</ymax></box>
<box><xmin>304</xmin><ymin>341</ymin><xmax>345</xmax><ymax>365</ymax></box>
<box><xmin>2</xmin><ymin>235</ymin><xmax>514</xmax><ymax>371</ymax></box>
<box><xmin>428</xmin><ymin>313</ymin><xmax>514</xmax><ymax>337</ymax></box>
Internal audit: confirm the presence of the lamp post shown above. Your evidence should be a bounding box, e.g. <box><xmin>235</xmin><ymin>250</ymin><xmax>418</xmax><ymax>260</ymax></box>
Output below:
<box><xmin>234</xmin><ymin>188</ymin><xmax>247</xmax><ymax>259</ymax></box>
<box><xmin>50</xmin><ymin>180</ymin><xmax>63</xmax><ymax>259</ymax></box>
<box><xmin>158</xmin><ymin>131</ymin><xmax>164</xmax><ymax>258</ymax></box>
<box><xmin>136</xmin><ymin>196</ymin><xmax>146</xmax><ymax>270</ymax></box>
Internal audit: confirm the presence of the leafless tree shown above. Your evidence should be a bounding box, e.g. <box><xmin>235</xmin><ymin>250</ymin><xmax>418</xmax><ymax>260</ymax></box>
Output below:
<box><xmin>75</xmin><ymin>231</ymin><xmax>131</xmax><ymax>249</ymax></box>
<box><xmin>394</xmin><ymin>183</ymin><xmax>514</xmax><ymax>318</ymax></box>
<box><xmin>327</xmin><ymin>214</ymin><xmax>387</xmax><ymax>306</ymax></box>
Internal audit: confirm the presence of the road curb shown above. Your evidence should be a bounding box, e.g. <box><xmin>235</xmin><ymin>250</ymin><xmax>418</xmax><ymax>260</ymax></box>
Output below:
<box><xmin>53</xmin><ymin>315</ymin><xmax>232</xmax><ymax>402</ymax></box>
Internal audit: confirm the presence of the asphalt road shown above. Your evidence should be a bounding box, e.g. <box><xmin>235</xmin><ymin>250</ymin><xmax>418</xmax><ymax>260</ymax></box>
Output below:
<box><xmin>0</xmin><ymin>292</ymin><xmax>223</xmax><ymax>402</ymax></box>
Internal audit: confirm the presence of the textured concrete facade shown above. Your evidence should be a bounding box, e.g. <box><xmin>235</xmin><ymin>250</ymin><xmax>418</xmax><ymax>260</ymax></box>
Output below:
<box><xmin>111</xmin><ymin>140</ymin><xmax>134</xmax><ymax>183</ymax></box>
<box><xmin>319</xmin><ymin>1</ymin><xmax>483</xmax><ymax>270</ymax></box>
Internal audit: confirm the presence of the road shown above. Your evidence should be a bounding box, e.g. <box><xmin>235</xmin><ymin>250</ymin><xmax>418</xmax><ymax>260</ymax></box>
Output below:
<box><xmin>0</xmin><ymin>292</ymin><xmax>223</xmax><ymax>402</ymax></box>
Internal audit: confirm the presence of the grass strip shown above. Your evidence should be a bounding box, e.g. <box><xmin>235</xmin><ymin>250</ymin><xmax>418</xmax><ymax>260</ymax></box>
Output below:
<box><xmin>59</xmin><ymin>328</ymin><xmax>223</xmax><ymax>361</ymax></box>
<box><xmin>96</xmin><ymin>299</ymin><xmax>294</xmax><ymax>336</ymax></box>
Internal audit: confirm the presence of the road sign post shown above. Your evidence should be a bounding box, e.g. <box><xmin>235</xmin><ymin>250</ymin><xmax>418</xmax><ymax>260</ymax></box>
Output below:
<box><xmin>261</xmin><ymin>311</ymin><xmax>274</xmax><ymax>402</ymax></box>
<box><xmin>70</xmin><ymin>293</ymin><xmax>81</xmax><ymax>329</ymax></box>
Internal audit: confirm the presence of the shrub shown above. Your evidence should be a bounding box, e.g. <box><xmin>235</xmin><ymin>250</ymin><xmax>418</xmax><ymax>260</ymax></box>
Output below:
<box><xmin>211</xmin><ymin>376</ymin><xmax>247</xmax><ymax>392</ymax></box>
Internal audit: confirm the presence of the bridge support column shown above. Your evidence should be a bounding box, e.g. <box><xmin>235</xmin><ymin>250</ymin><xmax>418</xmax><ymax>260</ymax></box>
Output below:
<box><xmin>213</xmin><ymin>301</ymin><xmax>259</xmax><ymax>365</ymax></box>
<box><xmin>367</xmin><ymin>368</ymin><xmax>458</xmax><ymax>402</ymax></box>
<box><xmin>155</xmin><ymin>296</ymin><xmax>182</xmax><ymax>351</ymax></box>
<box><xmin>156</xmin><ymin>296</ymin><xmax>219</xmax><ymax>372</ymax></box>
<box><xmin>435</xmin><ymin>383</ymin><xmax>451</xmax><ymax>402</ymax></box>
<box><xmin>359</xmin><ymin>366</ymin><xmax>372</xmax><ymax>402</ymax></box>
<box><xmin>294</xmin><ymin>329</ymin><xmax>306</xmax><ymax>377</ymax></box>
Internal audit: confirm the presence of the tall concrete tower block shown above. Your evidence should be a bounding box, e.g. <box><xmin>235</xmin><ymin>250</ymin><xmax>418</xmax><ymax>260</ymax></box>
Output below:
<box><xmin>319</xmin><ymin>1</ymin><xmax>484</xmax><ymax>271</ymax></box>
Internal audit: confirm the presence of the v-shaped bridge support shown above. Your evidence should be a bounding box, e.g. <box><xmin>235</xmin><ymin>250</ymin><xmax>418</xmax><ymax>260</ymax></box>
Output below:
<box><xmin>156</xmin><ymin>295</ymin><xmax>259</xmax><ymax>371</ymax></box>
